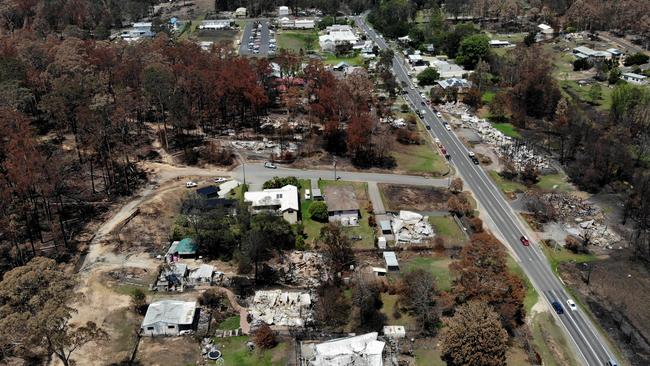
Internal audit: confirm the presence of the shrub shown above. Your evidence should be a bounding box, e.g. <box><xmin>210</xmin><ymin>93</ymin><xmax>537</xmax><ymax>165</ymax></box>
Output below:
<box><xmin>131</xmin><ymin>288</ymin><xmax>148</xmax><ymax>315</ymax></box>
<box><xmin>263</xmin><ymin>176</ymin><xmax>299</xmax><ymax>189</ymax></box>
<box><xmin>253</xmin><ymin>324</ymin><xmax>277</xmax><ymax>349</ymax></box>
<box><xmin>309</xmin><ymin>201</ymin><xmax>329</xmax><ymax>222</ymax></box>
<box><xmin>624</xmin><ymin>52</ymin><xmax>649</xmax><ymax>66</ymax></box>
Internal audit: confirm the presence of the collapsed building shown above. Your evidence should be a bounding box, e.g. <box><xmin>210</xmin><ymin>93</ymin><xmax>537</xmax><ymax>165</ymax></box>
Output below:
<box><xmin>276</xmin><ymin>251</ymin><xmax>331</xmax><ymax>288</ymax></box>
<box><xmin>249</xmin><ymin>290</ymin><xmax>313</xmax><ymax>327</ymax></box>
<box><xmin>390</xmin><ymin>211</ymin><xmax>435</xmax><ymax>243</ymax></box>
<box><xmin>300</xmin><ymin>332</ymin><xmax>385</xmax><ymax>366</ymax></box>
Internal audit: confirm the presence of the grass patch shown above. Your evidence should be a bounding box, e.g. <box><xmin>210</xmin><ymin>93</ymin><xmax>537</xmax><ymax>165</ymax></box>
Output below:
<box><xmin>540</xmin><ymin>243</ymin><xmax>597</xmax><ymax>274</ymax></box>
<box><xmin>106</xmin><ymin>308</ymin><xmax>140</xmax><ymax>354</ymax></box>
<box><xmin>429</xmin><ymin>216</ymin><xmax>466</xmax><ymax>246</ymax></box>
<box><xmin>414</xmin><ymin>346</ymin><xmax>446</xmax><ymax>366</ymax></box>
<box><xmin>492</xmin><ymin>122</ymin><xmax>521</xmax><ymax>138</ymax></box>
<box><xmin>559</xmin><ymin>80</ymin><xmax>613</xmax><ymax>111</ymax></box>
<box><xmin>488</xmin><ymin>170</ymin><xmax>526</xmax><ymax>195</ymax></box>
<box><xmin>214</xmin><ymin>336</ymin><xmax>289</xmax><ymax>366</ymax></box>
<box><xmin>299</xmin><ymin>179</ymin><xmax>324</xmax><ymax>245</ymax></box>
<box><xmin>317</xmin><ymin>180</ymin><xmax>375</xmax><ymax>248</ymax></box>
<box><xmin>536</xmin><ymin>174</ymin><xmax>574</xmax><ymax>192</ymax></box>
<box><xmin>381</xmin><ymin>293</ymin><xmax>417</xmax><ymax>328</ymax></box>
<box><xmin>530</xmin><ymin>312</ymin><xmax>579</xmax><ymax>366</ymax></box>
<box><xmin>217</xmin><ymin>315</ymin><xmax>240</xmax><ymax>330</ymax></box>
<box><xmin>277</xmin><ymin>30</ymin><xmax>318</xmax><ymax>52</ymax></box>
<box><xmin>179</xmin><ymin>14</ymin><xmax>205</xmax><ymax>39</ymax></box>
<box><xmin>482</xmin><ymin>90</ymin><xmax>495</xmax><ymax>104</ymax></box>
<box><xmin>228</xmin><ymin>183</ymin><xmax>248</xmax><ymax>200</ymax></box>
<box><xmin>402</xmin><ymin>256</ymin><xmax>453</xmax><ymax>292</ymax></box>
<box><xmin>392</xmin><ymin>143</ymin><xmax>448</xmax><ymax>176</ymax></box>
<box><xmin>507</xmin><ymin>257</ymin><xmax>539</xmax><ymax>316</ymax></box>
<box><xmin>323</xmin><ymin>52</ymin><xmax>363</xmax><ymax>66</ymax></box>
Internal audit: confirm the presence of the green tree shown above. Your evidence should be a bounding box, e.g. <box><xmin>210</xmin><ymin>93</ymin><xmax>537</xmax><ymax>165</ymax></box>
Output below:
<box><xmin>0</xmin><ymin>257</ymin><xmax>108</xmax><ymax>366</ymax></box>
<box><xmin>608</xmin><ymin>67</ymin><xmax>621</xmax><ymax>85</ymax></box>
<box><xmin>309</xmin><ymin>201</ymin><xmax>329</xmax><ymax>222</ymax></box>
<box><xmin>399</xmin><ymin>269</ymin><xmax>440</xmax><ymax>335</ymax></box>
<box><xmin>456</xmin><ymin>34</ymin><xmax>490</xmax><ymax>69</ymax></box>
<box><xmin>417</xmin><ymin>67</ymin><xmax>440</xmax><ymax>86</ymax></box>
<box><xmin>440</xmin><ymin>301</ymin><xmax>508</xmax><ymax>366</ymax></box>
<box><xmin>588</xmin><ymin>83</ymin><xmax>602</xmax><ymax>103</ymax></box>
<box><xmin>130</xmin><ymin>288</ymin><xmax>148</xmax><ymax>315</ymax></box>
<box><xmin>523</xmin><ymin>31</ymin><xmax>536</xmax><ymax>46</ymax></box>
<box><xmin>624</xmin><ymin>52</ymin><xmax>649</xmax><ymax>66</ymax></box>
<box><xmin>262</xmin><ymin>176</ymin><xmax>300</xmax><ymax>189</ymax></box>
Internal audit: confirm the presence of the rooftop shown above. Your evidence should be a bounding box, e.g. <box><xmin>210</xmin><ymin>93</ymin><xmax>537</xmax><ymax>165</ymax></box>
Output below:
<box><xmin>244</xmin><ymin>184</ymin><xmax>299</xmax><ymax>212</ymax></box>
<box><xmin>196</xmin><ymin>185</ymin><xmax>219</xmax><ymax>196</ymax></box>
<box><xmin>437</xmin><ymin>78</ymin><xmax>471</xmax><ymax>89</ymax></box>
<box><xmin>167</xmin><ymin>238</ymin><xmax>198</xmax><ymax>256</ymax></box>
<box><xmin>308</xmin><ymin>332</ymin><xmax>385</xmax><ymax>366</ymax></box>
<box><xmin>142</xmin><ymin>300</ymin><xmax>196</xmax><ymax>326</ymax></box>
<box><xmin>383</xmin><ymin>251</ymin><xmax>398</xmax><ymax>267</ymax></box>
<box><xmin>324</xmin><ymin>186</ymin><xmax>360</xmax><ymax>212</ymax></box>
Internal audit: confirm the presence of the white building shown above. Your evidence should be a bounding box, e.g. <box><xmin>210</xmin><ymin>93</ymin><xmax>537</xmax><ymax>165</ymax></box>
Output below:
<box><xmin>489</xmin><ymin>39</ymin><xmax>512</xmax><ymax>48</ymax></box>
<box><xmin>244</xmin><ymin>184</ymin><xmax>300</xmax><ymax>224</ymax></box>
<box><xmin>622</xmin><ymin>72</ymin><xmax>648</xmax><ymax>85</ymax></box>
<box><xmin>383</xmin><ymin>325</ymin><xmax>406</xmax><ymax>339</ymax></box>
<box><xmin>235</xmin><ymin>7</ymin><xmax>247</xmax><ymax>18</ymax></box>
<box><xmin>198</xmin><ymin>19</ymin><xmax>232</xmax><ymax>30</ymax></box>
<box><xmin>319</xmin><ymin>25</ymin><xmax>358</xmax><ymax>52</ymax></box>
<box><xmin>140</xmin><ymin>300</ymin><xmax>197</xmax><ymax>336</ymax></box>
<box><xmin>573</xmin><ymin>46</ymin><xmax>612</xmax><ymax>62</ymax></box>
<box><xmin>279</xmin><ymin>6</ymin><xmax>290</xmax><ymax>17</ymax></box>
<box><xmin>538</xmin><ymin>23</ymin><xmax>554</xmax><ymax>34</ymax></box>
<box><xmin>281</xmin><ymin>18</ymin><xmax>316</xmax><ymax>29</ymax></box>
<box><xmin>431</xmin><ymin>58</ymin><xmax>466</xmax><ymax>78</ymax></box>
<box><xmin>303</xmin><ymin>332</ymin><xmax>385</xmax><ymax>366</ymax></box>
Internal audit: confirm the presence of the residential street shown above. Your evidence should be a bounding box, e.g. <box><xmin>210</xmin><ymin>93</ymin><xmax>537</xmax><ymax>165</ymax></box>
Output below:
<box><xmin>355</xmin><ymin>15</ymin><xmax>617</xmax><ymax>366</ymax></box>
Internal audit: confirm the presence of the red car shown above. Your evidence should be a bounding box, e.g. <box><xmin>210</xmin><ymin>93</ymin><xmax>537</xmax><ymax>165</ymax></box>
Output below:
<box><xmin>520</xmin><ymin>236</ymin><xmax>530</xmax><ymax>246</ymax></box>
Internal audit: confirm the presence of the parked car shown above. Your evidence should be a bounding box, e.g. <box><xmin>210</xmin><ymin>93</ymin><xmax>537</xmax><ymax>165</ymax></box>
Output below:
<box><xmin>520</xmin><ymin>235</ymin><xmax>530</xmax><ymax>246</ymax></box>
<box><xmin>214</xmin><ymin>177</ymin><xmax>228</xmax><ymax>183</ymax></box>
<box><xmin>425</xmin><ymin>125</ymin><xmax>431</xmax><ymax>130</ymax></box>
<box><xmin>436</xmin><ymin>112</ymin><xmax>442</xmax><ymax>118</ymax></box>
<box><xmin>445</xmin><ymin>124</ymin><xmax>451</xmax><ymax>131</ymax></box>
<box><xmin>552</xmin><ymin>301</ymin><xmax>564</xmax><ymax>314</ymax></box>
<box><xmin>304</xmin><ymin>189</ymin><xmax>311</xmax><ymax>200</ymax></box>
<box><xmin>607</xmin><ymin>359</ymin><xmax>619</xmax><ymax>366</ymax></box>
<box><xmin>185</xmin><ymin>181</ymin><xmax>198</xmax><ymax>188</ymax></box>
<box><xmin>566</xmin><ymin>299</ymin><xmax>577</xmax><ymax>311</ymax></box>
<box><xmin>264</xmin><ymin>162</ymin><xmax>277</xmax><ymax>169</ymax></box>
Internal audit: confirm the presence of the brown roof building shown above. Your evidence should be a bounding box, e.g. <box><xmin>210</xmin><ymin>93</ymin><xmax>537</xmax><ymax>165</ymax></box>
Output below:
<box><xmin>324</xmin><ymin>186</ymin><xmax>360</xmax><ymax>226</ymax></box>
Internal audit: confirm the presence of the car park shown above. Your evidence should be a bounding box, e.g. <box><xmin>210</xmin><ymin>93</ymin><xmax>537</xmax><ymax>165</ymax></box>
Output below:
<box><xmin>264</xmin><ymin>162</ymin><xmax>277</xmax><ymax>169</ymax></box>
<box><xmin>520</xmin><ymin>235</ymin><xmax>530</xmax><ymax>246</ymax></box>
<box><xmin>566</xmin><ymin>299</ymin><xmax>577</xmax><ymax>311</ymax></box>
<box><xmin>552</xmin><ymin>301</ymin><xmax>564</xmax><ymax>314</ymax></box>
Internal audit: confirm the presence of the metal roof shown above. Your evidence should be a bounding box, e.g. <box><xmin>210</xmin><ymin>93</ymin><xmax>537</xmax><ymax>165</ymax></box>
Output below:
<box><xmin>142</xmin><ymin>300</ymin><xmax>196</xmax><ymax>327</ymax></box>
<box><xmin>379</xmin><ymin>220</ymin><xmax>392</xmax><ymax>232</ymax></box>
<box><xmin>383</xmin><ymin>251</ymin><xmax>398</xmax><ymax>267</ymax></box>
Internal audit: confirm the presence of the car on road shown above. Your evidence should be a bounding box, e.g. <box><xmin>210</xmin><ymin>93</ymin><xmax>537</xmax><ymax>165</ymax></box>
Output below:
<box><xmin>264</xmin><ymin>162</ymin><xmax>277</xmax><ymax>169</ymax></box>
<box><xmin>520</xmin><ymin>235</ymin><xmax>530</xmax><ymax>246</ymax></box>
<box><xmin>436</xmin><ymin>112</ymin><xmax>442</xmax><ymax>118</ymax></box>
<box><xmin>552</xmin><ymin>301</ymin><xmax>564</xmax><ymax>314</ymax></box>
<box><xmin>566</xmin><ymin>299</ymin><xmax>577</xmax><ymax>311</ymax></box>
<box><xmin>607</xmin><ymin>359</ymin><xmax>619</xmax><ymax>366</ymax></box>
<box><xmin>420</xmin><ymin>101</ymin><xmax>425</xmax><ymax>106</ymax></box>
<box><xmin>410</xmin><ymin>85</ymin><xmax>414</xmax><ymax>90</ymax></box>
<box><xmin>214</xmin><ymin>177</ymin><xmax>228</xmax><ymax>183</ymax></box>
<box><xmin>425</xmin><ymin>125</ymin><xmax>431</xmax><ymax>130</ymax></box>
<box><xmin>445</xmin><ymin>124</ymin><xmax>451</xmax><ymax>131</ymax></box>
<box><xmin>185</xmin><ymin>181</ymin><xmax>198</xmax><ymax>188</ymax></box>
<box><xmin>468</xmin><ymin>151</ymin><xmax>480</xmax><ymax>165</ymax></box>
<box><xmin>421</xmin><ymin>109</ymin><xmax>426</xmax><ymax>115</ymax></box>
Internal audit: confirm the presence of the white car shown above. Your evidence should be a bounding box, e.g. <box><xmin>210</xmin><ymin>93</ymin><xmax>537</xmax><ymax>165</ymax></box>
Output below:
<box><xmin>410</xmin><ymin>85</ymin><xmax>414</xmax><ymax>90</ymax></box>
<box><xmin>566</xmin><ymin>299</ymin><xmax>577</xmax><ymax>311</ymax></box>
<box><xmin>445</xmin><ymin>124</ymin><xmax>451</xmax><ymax>131</ymax></box>
<box><xmin>214</xmin><ymin>177</ymin><xmax>228</xmax><ymax>183</ymax></box>
<box><xmin>185</xmin><ymin>181</ymin><xmax>198</xmax><ymax>188</ymax></box>
<box><xmin>304</xmin><ymin>189</ymin><xmax>311</xmax><ymax>200</ymax></box>
<box><xmin>436</xmin><ymin>112</ymin><xmax>442</xmax><ymax>118</ymax></box>
<box><xmin>264</xmin><ymin>162</ymin><xmax>277</xmax><ymax>169</ymax></box>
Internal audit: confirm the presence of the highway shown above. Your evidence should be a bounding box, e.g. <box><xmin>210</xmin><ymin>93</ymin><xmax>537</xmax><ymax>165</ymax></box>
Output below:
<box><xmin>354</xmin><ymin>16</ymin><xmax>616</xmax><ymax>366</ymax></box>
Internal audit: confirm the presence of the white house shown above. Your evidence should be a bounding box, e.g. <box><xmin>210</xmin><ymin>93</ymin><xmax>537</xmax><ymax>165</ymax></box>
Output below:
<box><xmin>305</xmin><ymin>332</ymin><xmax>385</xmax><ymax>366</ymax></box>
<box><xmin>198</xmin><ymin>19</ymin><xmax>233</xmax><ymax>30</ymax></box>
<box><xmin>279</xmin><ymin>6</ymin><xmax>290</xmax><ymax>17</ymax></box>
<box><xmin>489</xmin><ymin>39</ymin><xmax>512</xmax><ymax>48</ymax></box>
<box><xmin>235</xmin><ymin>7</ymin><xmax>247</xmax><ymax>18</ymax></box>
<box><xmin>294</xmin><ymin>19</ymin><xmax>315</xmax><ymax>29</ymax></box>
<box><xmin>141</xmin><ymin>300</ymin><xmax>197</xmax><ymax>336</ymax></box>
<box><xmin>244</xmin><ymin>184</ymin><xmax>300</xmax><ymax>224</ymax></box>
<box><xmin>324</xmin><ymin>186</ymin><xmax>360</xmax><ymax>226</ymax></box>
<box><xmin>538</xmin><ymin>23</ymin><xmax>553</xmax><ymax>34</ymax></box>
<box><xmin>319</xmin><ymin>24</ymin><xmax>358</xmax><ymax>52</ymax></box>
<box><xmin>622</xmin><ymin>72</ymin><xmax>648</xmax><ymax>85</ymax></box>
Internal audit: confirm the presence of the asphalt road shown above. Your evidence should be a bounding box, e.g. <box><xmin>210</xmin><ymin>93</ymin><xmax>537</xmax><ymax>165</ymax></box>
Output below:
<box><xmin>230</xmin><ymin>163</ymin><xmax>450</xmax><ymax>190</ymax></box>
<box><xmin>354</xmin><ymin>16</ymin><xmax>617</xmax><ymax>366</ymax></box>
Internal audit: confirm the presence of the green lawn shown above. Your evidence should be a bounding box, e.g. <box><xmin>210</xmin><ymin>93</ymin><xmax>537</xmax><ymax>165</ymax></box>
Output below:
<box><xmin>414</xmin><ymin>347</ymin><xmax>446</xmax><ymax>366</ymax></box>
<box><xmin>217</xmin><ymin>315</ymin><xmax>241</xmax><ymax>330</ymax></box>
<box><xmin>488</xmin><ymin>170</ymin><xmax>526</xmax><ymax>195</ymax></box>
<box><xmin>540</xmin><ymin>243</ymin><xmax>597</xmax><ymax>273</ymax></box>
<box><xmin>179</xmin><ymin>14</ymin><xmax>205</xmax><ymax>39</ymax></box>
<box><xmin>323</xmin><ymin>52</ymin><xmax>364</xmax><ymax>66</ymax></box>
<box><xmin>317</xmin><ymin>180</ymin><xmax>375</xmax><ymax>248</ymax></box>
<box><xmin>214</xmin><ymin>336</ymin><xmax>289</xmax><ymax>366</ymax></box>
<box><xmin>559</xmin><ymin>80</ymin><xmax>613</xmax><ymax>111</ymax></box>
<box><xmin>276</xmin><ymin>30</ymin><xmax>318</xmax><ymax>52</ymax></box>
<box><xmin>429</xmin><ymin>216</ymin><xmax>466</xmax><ymax>246</ymax></box>
<box><xmin>228</xmin><ymin>183</ymin><xmax>248</xmax><ymax>200</ymax></box>
<box><xmin>507</xmin><ymin>257</ymin><xmax>539</xmax><ymax>316</ymax></box>
<box><xmin>492</xmin><ymin>122</ymin><xmax>521</xmax><ymax>138</ymax></box>
<box><xmin>402</xmin><ymin>256</ymin><xmax>453</xmax><ymax>292</ymax></box>
<box><xmin>536</xmin><ymin>174</ymin><xmax>574</xmax><ymax>192</ymax></box>
<box><xmin>299</xmin><ymin>179</ymin><xmax>324</xmax><ymax>245</ymax></box>
<box><xmin>530</xmin><ymin>312</ymin><xmax>580</xmax><ymax>366</ymax></box>
<box><xmin>381</xmin><ymin>293</ymin><xmax>417</xmax><ymax>328</ymax></box>
<box><xmin>393</xmin><ymin>143</ymin><xmax>449</xmax><ymax>176</ymax></box>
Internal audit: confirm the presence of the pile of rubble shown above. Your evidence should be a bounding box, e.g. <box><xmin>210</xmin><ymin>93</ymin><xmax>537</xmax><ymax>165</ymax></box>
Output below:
<box><xmin>566</xmin><ymin>219</ymin><xmax>623</xmax><ymax>248</ymax></box>
<box><xmin>249</xmin><ymin>289</ymin><xmax>313</xmax><ymax>327</ymax></box>
<box><xmin>231</xmin><ymin>139</ymin><xmax>298</xmax><ymax>155</ymax></box>
<box><xmin>380</xmin><ymin>117</ymin><xmax>407</xmax><ymax>128</ymax></box>
<box><xmin>460</xmin><ymin>114</ymin><xmax>549</xmax><ymax>172</ymax></box>
<box><xmin>546</xmin><ymin>193</ymin><xmax>599</xmax><ymax>220</ymax></box>
<box><xmin>390</xmin><ymin>210</ymin><xmax>435</xmax><ymax>243</ymax></box>
<box><xmin>276</xmin><ymin>251</ymin><xmax>331</xmax><ymax>288</ymax></box>
<box><xmin>438</xmin><ymin>101</ymin><xmax>470</xmax><ymax>116</ymax></box>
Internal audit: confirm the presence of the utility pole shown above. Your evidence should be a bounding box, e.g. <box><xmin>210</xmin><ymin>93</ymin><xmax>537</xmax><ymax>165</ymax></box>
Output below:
<box><xmin>333</xmin><ymin>156</ymin><xmax>337</xmax><ymax>180</ymax></box>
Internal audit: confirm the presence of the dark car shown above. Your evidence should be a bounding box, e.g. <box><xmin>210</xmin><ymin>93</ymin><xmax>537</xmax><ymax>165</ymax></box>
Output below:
<box><xmin>552</xmin><ymin>301</ymin><xmax>564</xmax><ymax>314</ymax></box>
<box><xmin>468</xmin><ymin>151</ymin><xmax>480</xmax><ymax>165</ymax></box>
<box><xmin>421</xmin><ymin>101</ymin><xmax>426</xmax><ymax>106</ymax></box>
<box><xmin>520</xmin><ymin>235</ymin><xmax>530</xmax><ymax>246</ymax></box>
<box><xmin>426</xmin><ymin>125</ymin><xmax>431</xmax><ymax>130</ymax></box>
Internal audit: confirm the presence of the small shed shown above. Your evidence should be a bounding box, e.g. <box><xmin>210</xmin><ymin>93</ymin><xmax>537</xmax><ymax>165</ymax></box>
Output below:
<box><xmin>372</xmin><ymin>267</ymin><xmax>387</xmax><ymax>277</ymax></box>
<box><xmin>312</xmin><ymin>188</ymin><xmax>323</xmax><ymax>200</ymax></box>
<box><xmin>383</xmin><ymin>251</ymin><xmax>399</xmax><ymax>271</ymax></box>
<box><xmin>188</xmin><ymin>264</ymin><xmax>214</xmax><ymax>285</ymax></box>
<box><xmin>168</xmin><ymin>238</ymin><xmax>198</xmax><ymax>259</ymax></box>
<box><xmin>379</xmin><ymin>220</ymin><xmax>392</xmax><ymax>235</ymax></box>
<box><xmin>141</xmin><ymin>300</ymin><xmax>198</xmax><ymax>336</ymax></box>
<box><xmin>377</xmin><ymin>236</ymin><xmax>387</xmax><ymax>249</ymax></box>
<box><xmin>196</xmin><ymin>185</ymin><xmax>220</xmax><ymax>198</ymax></box>
<box><xmin>235</xmin><ymin>7</ymin><xmax>247</xmax><ymax>17</ymax></box>
<box><xmin>383</xmin><ymin>325</ymin><xmax>406</xmax><ymax>339</ymax></box>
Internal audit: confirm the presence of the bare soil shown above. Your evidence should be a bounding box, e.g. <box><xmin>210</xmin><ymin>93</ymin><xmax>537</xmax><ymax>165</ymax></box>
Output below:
<box><xmin>137</xmin><ymin>337</ymin><xmax>201</xmax><ymax>366</ymax></box>
<box><xmin>559</xmin><ymin>249</ymin><xmax>650</xmax><ymax>366</ymax></box>
<box><xmin>379</xmin><ymin>183</ymin><xmax>452</xmax><ymax>212</ymax></box>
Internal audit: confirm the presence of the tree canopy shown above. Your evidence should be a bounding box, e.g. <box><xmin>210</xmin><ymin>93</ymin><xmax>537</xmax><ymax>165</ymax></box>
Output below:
<box><xmin>455</xmin><ymin>34</ymin><xmax>490</xmax><ymax>70</ymax></box>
